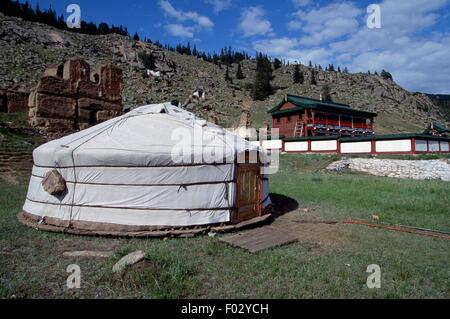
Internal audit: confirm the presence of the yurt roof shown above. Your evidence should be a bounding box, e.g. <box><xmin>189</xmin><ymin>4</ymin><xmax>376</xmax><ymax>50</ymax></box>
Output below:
<box><xmin>34</xmin><ymin>103</ymin><xmax>262</xmax><ymax>167</ymax></box>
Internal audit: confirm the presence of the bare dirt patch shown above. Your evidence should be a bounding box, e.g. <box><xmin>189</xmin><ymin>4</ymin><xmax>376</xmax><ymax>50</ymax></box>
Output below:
<box><xmin>269</xmin><ymin>194</ymin><xmax>349</xmax><ymax>249</ymax></box>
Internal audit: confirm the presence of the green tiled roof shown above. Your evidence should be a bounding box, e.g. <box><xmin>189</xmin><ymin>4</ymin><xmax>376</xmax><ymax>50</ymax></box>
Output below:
<box><xmin>268</xmin><ymin>94</ymin><xmax>378</xmax><ymax>118</ymax></box>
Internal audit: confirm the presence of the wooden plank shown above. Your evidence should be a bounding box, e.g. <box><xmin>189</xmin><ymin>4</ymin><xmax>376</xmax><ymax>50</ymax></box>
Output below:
<box><xmin>219</xmin><ymin>227</ymin><xmax>297</xmax><ymax>253</ymax></box>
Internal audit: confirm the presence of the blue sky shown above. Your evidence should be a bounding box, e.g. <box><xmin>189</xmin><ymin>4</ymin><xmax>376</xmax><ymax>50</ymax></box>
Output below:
<box><xmin>25</xmin><ymin>0</ymin><xmax>450</xmax><ymax>93</ymax></box>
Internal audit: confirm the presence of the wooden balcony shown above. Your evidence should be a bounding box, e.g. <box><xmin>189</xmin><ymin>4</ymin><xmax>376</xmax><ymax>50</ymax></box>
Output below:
<box><xmin>307</xmin><ymin>119</ymin><xmax>373</xmax><ymax>130</ymax></box>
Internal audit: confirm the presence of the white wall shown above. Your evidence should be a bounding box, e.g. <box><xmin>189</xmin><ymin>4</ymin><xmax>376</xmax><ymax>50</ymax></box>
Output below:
<box><xmin>261</xmin><ymin>140</ymin><xmax>283</xmax><ymax>150</ymax></box>
<box><xmin>440</xmin><ymin>141</ymin><xmax>449</xmax><ymax>152</ymax></box>
<box><xmin>429</xmin><ymin>140</ymin><xmax>440</xmax><ymax>152</ymax></box>
<box><xmin>284</xmin><ymin>141</ymin><xmax>308</xmax><ymax>152</ymax></box>
<box><xmin>311</xmin><ymin>140</ymin><xmax>337</xmax><ymax>152</ymax></box>
<box><xmin>376</xmin><ymin>140</ymin><xmax>412</xmax><ymax>153</ymax></box>
<box><xmin>341</xmin><ymin>141</ymin><xmax>372</xmax><ymax>154</ymax></box>
<box><xmin>415</xmin><ymin>140</ymin><xmax>428</xmax><ymax>152</ymax></box>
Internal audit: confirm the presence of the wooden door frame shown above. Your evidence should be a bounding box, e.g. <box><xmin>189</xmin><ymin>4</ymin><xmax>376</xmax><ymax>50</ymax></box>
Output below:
<box><xmin>233</xmin><ymin>162</ymin><xmax>262</xmax><ymax>224</ymax></box>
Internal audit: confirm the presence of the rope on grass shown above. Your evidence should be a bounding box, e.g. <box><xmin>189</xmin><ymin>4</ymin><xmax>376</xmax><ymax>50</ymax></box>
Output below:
<box><xmin>344</xmin><ymin>219</ymin><xmax>450</xmax><ymax>240</ymax></box>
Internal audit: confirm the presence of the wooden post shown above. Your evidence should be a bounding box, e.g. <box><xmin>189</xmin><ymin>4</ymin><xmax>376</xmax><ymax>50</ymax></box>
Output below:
<box><xmin>371</xmin><ymin>139</ymin><xmax>376</xmax><ymax>155</ymax></box>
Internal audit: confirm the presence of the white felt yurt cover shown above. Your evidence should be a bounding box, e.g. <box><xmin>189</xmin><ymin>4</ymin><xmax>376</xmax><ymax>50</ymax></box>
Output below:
<box><xmin>23</xmin><ymin>103</ymin><xmax>271</xmax><ymax>229</ymax></box>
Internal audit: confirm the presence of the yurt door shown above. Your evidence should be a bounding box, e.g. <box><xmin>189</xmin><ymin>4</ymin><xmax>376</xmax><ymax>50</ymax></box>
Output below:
<box><xmin>235</xmin><ymin>164</ymin><xmax>261</xmax><ymax>223</ymax></box>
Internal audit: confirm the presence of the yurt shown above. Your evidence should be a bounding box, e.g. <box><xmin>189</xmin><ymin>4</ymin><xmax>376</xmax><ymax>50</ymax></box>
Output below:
<box><xmin>19</xmin><ymin>103</ymin><xmax>271</xmax><ymax>236</ymax></box>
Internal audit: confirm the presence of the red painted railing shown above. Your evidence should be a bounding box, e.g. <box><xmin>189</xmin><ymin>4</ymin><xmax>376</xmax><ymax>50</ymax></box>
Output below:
<box><xmin>307</xmin><ymin>119</ymin><xmax>373</xmax><ymax>130</ymax></box>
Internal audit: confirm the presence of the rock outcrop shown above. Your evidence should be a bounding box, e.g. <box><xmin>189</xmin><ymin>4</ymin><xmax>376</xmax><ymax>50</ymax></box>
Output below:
<box><xmin>28</xmin><ymin>58</ymin><xmax>123</xmax><ymax>136</ymax></box>
<box><xmin>0</xmin><ymin>89</ymin><xmax>29</xmax><ymax>113</ymax></box>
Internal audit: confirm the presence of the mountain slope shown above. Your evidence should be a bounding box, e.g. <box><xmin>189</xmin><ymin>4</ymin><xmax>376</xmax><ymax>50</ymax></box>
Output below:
<box><xmin>0</xmin><ymin>13</ymin><xmax>448</xmax><ymax>132</ymax></box>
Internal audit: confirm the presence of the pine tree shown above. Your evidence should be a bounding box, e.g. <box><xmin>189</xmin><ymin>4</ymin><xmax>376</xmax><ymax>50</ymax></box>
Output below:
<box><xmin>98</xmin><ymin>22</ymin><xmax>110</xmax><ymax>34</ymax></box>
<box><xmin>225</xmin><ymin>66</ymin><xmax>232</xmax><ymax>82</ymax></box>
<box><xmin>293</xmin><ymin>64</ymin><xmax>303</xmax><ymax>84</ymax></box>
<box><xmin>309</xmin><ymin>60</ymin><xmax>313</xmax><ymax>68</ymax></box>
<box><xmin>343</xmin><ymin>67</ymin><xmax>349</xmax><ymax>74</ymax></box>
<box><xmin>273</xmin><ymin>58</ymin><xmax>282</xmax><ymax>70</ymax></box>
<box><xmin>337</xmin><ymin>67</ymin><xmax>341</xmax><ymax>73</ymax></box>
<box><xmin>381</xmin><ymin>69</ymin><xmax>393</xmax><ymax>81</ymax></box>
<box><xmin>236</xmin><ymin>62</ymin><xmax>245</xmax><ymax>79</ymax></box>
<box><xmin>133</xmin><ymin>32</ymin><xmax>140</xmax><ymax>41</ymax></box>
<box><xmin>252</xmin><ymin>53</ymin><xmax>273</xmax><ymax>101</ymax></box>
<box><xmin>138</xmin><ymin>51</ymin><xmax>156</xmax><ymax>70</ymax></box>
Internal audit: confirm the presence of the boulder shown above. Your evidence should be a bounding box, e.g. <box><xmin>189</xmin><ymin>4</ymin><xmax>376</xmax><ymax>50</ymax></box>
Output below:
<box><xmin>42</xmin><ymin>169</ymin><xmax>66</xmax><ymax>195</ymax></box>
<box><xmin>112</xmin><ymin>250</ymin><xmax>146</xmax><ymax>273</ymax></box>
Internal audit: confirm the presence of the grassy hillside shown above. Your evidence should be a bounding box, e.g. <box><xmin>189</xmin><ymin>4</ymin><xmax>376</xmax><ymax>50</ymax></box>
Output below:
<box><xmin>0</xmin><ymin>13</ymin><xmax>448</xmax><ymax>132</ymax></box>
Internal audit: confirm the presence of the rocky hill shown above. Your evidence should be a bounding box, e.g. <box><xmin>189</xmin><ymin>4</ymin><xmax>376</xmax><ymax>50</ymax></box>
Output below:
<box><xmin>0</xmin><ymin>13</ymin><xmax>448</xmax><ymax>133</ymax></box>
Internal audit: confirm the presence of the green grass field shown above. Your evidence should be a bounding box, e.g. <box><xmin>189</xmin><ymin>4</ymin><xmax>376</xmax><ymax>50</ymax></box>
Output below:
<box><xmin>0</xmin><ymin>154</ymin><xmax>449</xmax><ymax>299</ymax></box>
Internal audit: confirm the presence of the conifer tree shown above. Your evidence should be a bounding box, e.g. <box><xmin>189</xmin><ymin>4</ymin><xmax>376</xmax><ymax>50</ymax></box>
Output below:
<box><xmin>381</xmin><ymin>69</ymin><xmax>393</xmax><ymax>81</ymax></box>
<box><xmin>273</xmin><ymin>58</ymin><xmax>282</xmax><ymax>70</ymax></box>
<box><xmin>293</xmin><ymin>64</ymin><xmax>303</xmax><ymax>84</ymax></box>
<box><xmin>225</xmin><ymin>66</ymin><xmax>232</xmax><ymax>82</ymax></box>
<box><xmin>236</xmin><ymin>63</ymin><xmax>245</xmax><ymax>79</ymax></box>
<box><xmin>252</xmin><ymin>53</ymin><xmax>273</xmax><ymax>100</ymax></box>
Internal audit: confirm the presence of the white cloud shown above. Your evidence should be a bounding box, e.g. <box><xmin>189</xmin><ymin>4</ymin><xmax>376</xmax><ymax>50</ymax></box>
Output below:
<box><xmin>205</xmin><ymin>0</ymin><xmax>232</xmax><ymax>13</ymax></box>
<box><xmin>159</xmin><ymin>0</ymin><xmax>213</xmax><ymax>38</ymax></box>
<box><xmin>288</xmin><ymin>2</ymin><xmax>362</xmax><ymax>45</ymax></box>
<box><xmin>255</xmin><ymin>0</ymin><xmax>450</xmax><ymax>93</ymax></box>
<box><xmin>238</xmin><ymin>7</ymin><xmax>273</xmax><ymax>37</ymax></box>
<box><xmin>378</xmin><ymin>0</ymin><xmax>447</xmax><ymax>32</ymax></box>
<box><xmin>253</xmin><ymin>37</ymin><xmax>332</xmax><ymax>66</ymax></box>
<box><xmin>165</xmin><ymin>24</ymin><xmax>194</xmax><ymax>38</ymax></box>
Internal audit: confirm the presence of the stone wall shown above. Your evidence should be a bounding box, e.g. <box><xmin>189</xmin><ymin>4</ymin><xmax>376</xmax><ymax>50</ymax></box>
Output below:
<box><xmin>28</xmin><ymin>59</ymin><xmax>123</xmax><ymax>136</ymax></box>
<box><xmin>0</xmin><ymin>89</ymin><xmax>29</xmax><ymax>113</ymax></box>
<box><xmin>327</xmin><ymin>158</ymin><xmax>450</xmax><ymax>181</ymax></box>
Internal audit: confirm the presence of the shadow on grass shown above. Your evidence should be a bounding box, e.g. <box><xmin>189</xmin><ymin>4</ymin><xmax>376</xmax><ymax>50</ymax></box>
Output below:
<box><xmin>269</xmin><ymin>193</ymin><xmax>299</xmax><ymax>218</ymax></box>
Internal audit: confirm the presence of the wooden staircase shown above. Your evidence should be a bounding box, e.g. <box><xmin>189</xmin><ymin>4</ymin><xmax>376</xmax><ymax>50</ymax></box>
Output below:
<box><xmin>293</xmin><ymin>122</ymin><xmax>305</xmax><ymax>137</ymax></box>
